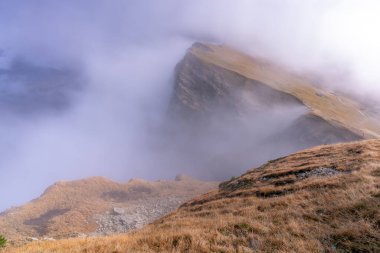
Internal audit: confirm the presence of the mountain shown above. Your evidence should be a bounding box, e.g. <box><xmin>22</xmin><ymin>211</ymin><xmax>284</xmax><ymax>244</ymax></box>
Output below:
<box><xmin>3</xmin><ymin>43</ymin><xmax>380</xmax><ymax>252</ymax></box>
<box><xmin>165</xmin><ymin>43</ymin><xmax>380</xmax><ymax>179</ymax></box>
<box><xmin>172</xmin><ymin>42</ymin><xmax>380</xmax><ymax>140</ymax></box>
<box><xmin>6</xmin><ymin>139</ymin><xmax>379</xmax><ymax>253</ymax></box>
<box><xmin>0</xmin><ymin>175</ymin><xmax>217</xmax><ymax>242</ymax></box>
<box><xmin>0</xmin><ymin>59</ymin><xmax>82</xmax><ymax>115</ymax></box>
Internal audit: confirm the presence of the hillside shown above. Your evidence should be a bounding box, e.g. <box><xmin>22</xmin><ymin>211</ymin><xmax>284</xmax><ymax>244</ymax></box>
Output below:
<box><xmin>164</xmin><ymin>42</ymin><xmax>380</xmax><ymax>180</ymax></box>
<box><xmin>6</xmin><ymin>139</ymin><xmax>380</xmax><ymax>252</ymax></box>
<box><xmin>0</xmin><ymin>175</ymin><xmax>217</xmax><ymax>242</ymax></box>
<box><xmin>169</xmin><ymin>43</ymin><xmax>380</xmax><ymax>146</ymax></box>
<box><xmin>179</xmin><ymin>43</ymin><xmax>380</xmax><ymax>139</ymax></box>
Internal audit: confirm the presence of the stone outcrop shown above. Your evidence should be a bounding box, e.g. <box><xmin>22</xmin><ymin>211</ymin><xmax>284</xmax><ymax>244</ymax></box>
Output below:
<box><xmin>161</xmin><ymin>42</ymin><xmax>380</xmax><ymax>179</ymax></box>
<box><xmin>170</xmin><ymin>42</ymin><xmax>365</xmax><ymax>145</ymax></box>
<box><xmin>170</xmin><ymin>45</ymin><xmax>304</xmax><ymax>121</ymax></box>
<box><xmin>94</xmin><ymin>197</ymin><xmax>183</xmax><ymax>235</ymax></box>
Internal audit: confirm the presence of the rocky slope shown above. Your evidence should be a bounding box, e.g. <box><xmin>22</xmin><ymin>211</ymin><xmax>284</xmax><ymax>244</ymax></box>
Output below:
<box><xmin>169</xmin><ymin>43</ymin><xmax>380</xmax><ymax>150</ymax></box>
<box><xmin>172</xmin><ymin>42</ymin><xmax>380</xmax><ymax>140</ymax></box>
<box><xmin>163</xmin><ymin>42</ymin><xmax>380</xmax><ymax>179</ymax></box>
<box><xmin>6</xmin><ymin>139</ymin><xmax>379</xmax><ymax>252</ymax></box>
<box><xmin>0</xmin><ymin>175</ymin><xmax>217</xmax><ymax>242</ymax></box>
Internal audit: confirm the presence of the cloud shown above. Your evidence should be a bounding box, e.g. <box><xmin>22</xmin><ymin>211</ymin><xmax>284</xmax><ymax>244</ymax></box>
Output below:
<box><xmin>318</xmin><ymin>0</ymin><xmax>380</xmax><ymax>94</ymax></box>
<box><xmin>0</xmin><ymin>0</ymin><xmax>379</xmax><ymax>211</ymax></box>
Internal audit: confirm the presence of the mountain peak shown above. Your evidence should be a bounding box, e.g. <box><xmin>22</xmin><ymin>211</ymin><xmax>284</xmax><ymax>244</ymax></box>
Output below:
<box><xmin>186</xmin><ymin>42</ymin><xmax>380</xmax><ymax>138</ymax></box>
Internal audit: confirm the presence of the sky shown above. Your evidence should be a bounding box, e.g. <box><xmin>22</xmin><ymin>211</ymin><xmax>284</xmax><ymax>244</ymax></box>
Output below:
<box><xmin>0</xmin><ymin>0</ymin><xmax>380</xmax><ymax>211</ymax></box>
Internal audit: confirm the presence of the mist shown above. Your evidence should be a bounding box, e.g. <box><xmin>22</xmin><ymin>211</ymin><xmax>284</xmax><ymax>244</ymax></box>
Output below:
<box><xmin>1</xmin><ymin>0</ymin><xmax>380</xmax><ymax>211</ymax></box>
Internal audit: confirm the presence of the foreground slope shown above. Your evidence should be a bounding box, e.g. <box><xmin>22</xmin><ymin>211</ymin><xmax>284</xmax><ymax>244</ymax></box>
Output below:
<box><xmin>6</xmin><ymin>139</ymin><xmax>380</xmax><ymax>252</ymax></box>
<box><xmin>0</xmin><ymin>175</ymin><xmax>217</xmax><ymax>241</ymax></box>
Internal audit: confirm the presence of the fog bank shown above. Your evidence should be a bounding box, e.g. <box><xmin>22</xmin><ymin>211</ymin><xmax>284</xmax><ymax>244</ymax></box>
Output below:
<box><xmin>1</xmin><ymin>0</ymin><xmax>380</xmax><ymax>211</ymax></box>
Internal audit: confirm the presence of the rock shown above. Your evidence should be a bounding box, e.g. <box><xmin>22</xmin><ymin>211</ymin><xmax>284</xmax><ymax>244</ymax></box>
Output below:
<box><xmin>42</xmin><ymin>237</ymin><xmax>55</xmax><ymax>241</ymax></box>
<box><xmin>93</xmin><ymin>197</ymin><xmax>186</xmax><ymax>235</ymax></box>
<box><xmin>65</xmin><ymin>232</ymin><xmax>87</xmax><ymax>238</ymax></box>
<box><xmin>315</xmin><ymin>91</ymin><xmax>325</xmax><ymax>97</ymax></box>
<box><xmin>297</xmin><ymin>167</ymin><xmax>346</xmax><ymax>179</ymax></box>
<box><xmin>26</xmin><ymin>237</ymin><xmax>39</xmax><ymax>241</ymax></box>
<box><xmin>248</xmin><ymin>237</ymin><xmax>260</xmax><ymax>250</ymax></box>
<box><xmin>112</xmin><ymin>207</ymin><xmax>125</xmax><ymax>215</ymax></box>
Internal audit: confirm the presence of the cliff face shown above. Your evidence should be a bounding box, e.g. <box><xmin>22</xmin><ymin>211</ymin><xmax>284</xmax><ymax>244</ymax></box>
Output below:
<box><xmin>169</xmin><ymin>42</ymin><xmax>375</xmax><ymax>147</ymax></box>
<box><xmin>171</xmin><ymin>50</ymin><xmax>303</xmax><ymax>119</ymax></box>
<box><xmin>279</xmin><ymin>113</ymin><xmax>362</xmax><ymax>146</ymax></box>
<box><xmin>162</xmin><ymin>42</ymin><xmax>379</xmax><ymax>178</ymax></box>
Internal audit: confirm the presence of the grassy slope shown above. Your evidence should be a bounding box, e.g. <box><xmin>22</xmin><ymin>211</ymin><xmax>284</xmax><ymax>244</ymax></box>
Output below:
<box><xmin>190</xmin><ymin>43</ymin><xmax>380</xmax><ymax>139</ymax></box>
<box><xmin>5</xmin><ymin>139</ymin><xmax>380</xmax><ymax>253</ymax></box>
<box><xmin>0</xmin><ymin>176</ymin><xmax>217</xmax><ymax>241</ymax></box>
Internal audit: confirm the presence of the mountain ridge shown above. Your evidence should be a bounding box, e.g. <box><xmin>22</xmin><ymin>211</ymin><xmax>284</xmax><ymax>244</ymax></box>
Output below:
<box><xmin>186</xmin><ymin>42</ymin><xmax>380</xmax><ymax>139</ymax></box>
<box><xmin>166</xmin><ymin>42</ymin><xmax>371</xmax><ymax>179</ymax></box>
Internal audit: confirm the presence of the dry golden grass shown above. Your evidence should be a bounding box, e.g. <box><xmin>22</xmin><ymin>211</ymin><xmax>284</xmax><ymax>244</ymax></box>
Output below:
<box><xmin>0</xmin><ymin>176</ymin><xmax>217</xmax><ymax>241</ymax></box>
<box><xmin>191</xmin><ymin>43</ymin><xmax>380</xmax><ymax>139</ymax></box>
<box><xmin>4</xmin><ymin>139</ymin><xmax>380</xmax><ymax>252</ymax></box>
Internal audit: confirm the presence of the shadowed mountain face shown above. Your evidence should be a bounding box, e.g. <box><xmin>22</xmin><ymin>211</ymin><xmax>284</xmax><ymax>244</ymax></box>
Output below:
<box><xmin>170</xmin><ymin>49</ymin><xmax>304</xmax><ymax>118</ymax></box>
<box><xmin>0</xmin><ymin>59</ymin><xmax>82</xmax><ymax>116</ymax></box>
<box><xmin>164</xmin><ymin>42</ymin><xmax>375</xmax><ymax>179</ymax></box>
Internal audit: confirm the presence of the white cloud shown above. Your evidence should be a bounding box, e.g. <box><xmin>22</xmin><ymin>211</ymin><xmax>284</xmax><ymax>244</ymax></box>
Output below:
<box><xmin>1</xmin><ymin>0</ymin><xmax>380</xmax><ymax>211</ymax></box>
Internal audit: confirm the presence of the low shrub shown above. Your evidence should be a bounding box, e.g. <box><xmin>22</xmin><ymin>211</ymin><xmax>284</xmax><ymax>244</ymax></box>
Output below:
<box><xmin>0</xmin><ymin>234</ymin><xmax>6</xmax><ymax>248</ymax></box>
